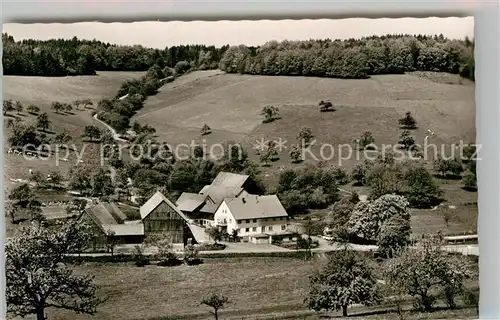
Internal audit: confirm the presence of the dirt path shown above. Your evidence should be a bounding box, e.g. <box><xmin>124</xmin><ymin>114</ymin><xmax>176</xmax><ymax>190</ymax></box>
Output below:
<box><xmin>93</xmin><ymin>113</ymin><xmax>128</xmax><ymax>143</ymax></box>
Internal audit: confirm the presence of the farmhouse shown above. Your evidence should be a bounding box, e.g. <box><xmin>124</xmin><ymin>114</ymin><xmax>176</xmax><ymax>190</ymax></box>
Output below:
<box><xmin>176</xmin><ymin>171</ymin><xmax>264</xmax><ymax>225</ymax></box>
<box><xmin>79</xmin><ymin>192</ymin><xmax>210</xmax><ymax>250</ymax></box>
<box><xmin>214</xmin><ymin>195</ymin><xmax>289</xmax><ymax>244</ymax></box>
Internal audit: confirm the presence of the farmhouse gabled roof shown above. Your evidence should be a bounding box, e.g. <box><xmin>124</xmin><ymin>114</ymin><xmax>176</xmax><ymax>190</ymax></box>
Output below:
<box><xmin>176</xmin><ymin>192</ymin><xmax>207</xmax><ymax>212</ymax></box>
<box><xmin>139</xmin><ymin>191</ymin><xmax>208</xmax><ymax>243</ymax></box>
<box><xmin>210</xmin><ymin>172</ymin><xmax>250</xmax><ymax>188</ymax></box>
<box><xmin>223</xmin><ymin>195</ymin><xmax>288</xmax><ymax>220</ymax></box>
<box><xmin>87</xmin><ymin>203</ymin><xmax>120</xmax><ymax>226</ymax></box>
<box><xmin>140</xmin><ymin>191</ymin><xmax>190</xmax><ymax>221</ymax></box>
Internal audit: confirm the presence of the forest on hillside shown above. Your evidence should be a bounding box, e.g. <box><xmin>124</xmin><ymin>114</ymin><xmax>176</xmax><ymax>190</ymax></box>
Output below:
<box><xmin>2</xmin><ymin>33</ymin><xmax>229</xmax><ymax>76</ymax></box>
<box><xmin>220</xmin><ymin>34</ymin><xmax>475</xmax><ymax>80</ymax></box>
<box><xmin>2</xmin><ymin>33</ymin><xmax>474</xmax><ymax>81</ymax></box>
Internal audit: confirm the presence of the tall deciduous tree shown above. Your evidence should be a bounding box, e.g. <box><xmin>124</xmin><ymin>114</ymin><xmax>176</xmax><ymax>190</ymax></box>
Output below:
<box><xmin>260</xmin><ymin>105</ymin><xmax>280</xmax><ymax>123</ymax></box>
<box><xmin>307</xmin><ymin>250</ymin><xmax>379</xmax><ymax>317</ymax></box>
<box><xmin>6</xmin><ymin>220</ymin><xmax>103</xmax><ymax>320</ymax></box>
<box><xmin>82</xmin><ymin>125</ymin><xmax>101</xmax><ymax>142</ymax></box>
<box><xmin>386</xmin><ymin>236</ymin><xmax>472</xmax><ymax>312</ymax></box>
<box><xmin>36</xmin><ymin>113</ymin><xmax>51</xmax><ymax>132</ymax></box>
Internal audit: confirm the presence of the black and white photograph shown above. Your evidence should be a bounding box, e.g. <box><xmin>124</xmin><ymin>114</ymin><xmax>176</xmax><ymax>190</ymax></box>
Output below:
<box><xmin>3</xmin><ymin>16</ymin><xmax>478</xmax><ymax>320</ymax></box>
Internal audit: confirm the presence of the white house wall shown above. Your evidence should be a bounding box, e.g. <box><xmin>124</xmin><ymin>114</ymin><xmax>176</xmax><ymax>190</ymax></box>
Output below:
<box><xmin>214</xmin><ymin>201</ymin><xmax>238</xmax><ymax>232</ymax></box>
<box><xmin>236</xmin><ymin>217</ymin><xmax>289</xmax><ymax>236</ymax></box>
<box><xmin>214</xmin><ymin>201</ymin><xmax>289</xmax><ymax>236</ymax></box>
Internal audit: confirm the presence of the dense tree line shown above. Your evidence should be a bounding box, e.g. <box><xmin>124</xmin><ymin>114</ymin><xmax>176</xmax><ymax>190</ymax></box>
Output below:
<box><xmin>2</xmin><ymin>33</ymin><xmax>229</xmax><ymax>76</ymax></box>
<box><xmin>219</xmin><ymin>34</ymin><xmax>475</xmax><ymax>80</ymax></box>
<box><xmin>3</xmin><ymin>33</ymin><xmax>474</xmax><ymax>80</ymax></box>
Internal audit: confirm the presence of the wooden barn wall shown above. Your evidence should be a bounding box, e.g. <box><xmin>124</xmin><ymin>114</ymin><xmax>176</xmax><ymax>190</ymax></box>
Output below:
<box><xmin>79</xmin><ymin>213</ymin><xmax>107</xmax><ymax>251</ymax></box>
<box><xmin>144</xmin><ymin>201</ymin><xmax>186</xmax><ymax>243</ymax></box>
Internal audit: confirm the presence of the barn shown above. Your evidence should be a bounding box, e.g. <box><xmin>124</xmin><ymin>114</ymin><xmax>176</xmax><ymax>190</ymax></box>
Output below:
<box><xmin>140</xmin><ymin>191</ymin><xmax>209</xmax><ymax>245</ymax></box>
<box><xmin>78</xmin><ymin>202</ymin><xmax>145</xmax><ymax>251</ymax></box>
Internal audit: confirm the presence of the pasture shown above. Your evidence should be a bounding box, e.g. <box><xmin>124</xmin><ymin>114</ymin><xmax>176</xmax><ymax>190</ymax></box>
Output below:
<box><xmin>133</xmin><ymin>70</ymin><xmax>477</xmax><ymax>234</ymax></box>
<box><xmin>3</xmin><ymin>70</ymin><xmax>478</xmax><ymax>235</ymax></box>
<box><xmin>38</xmin><ymin>256</ymin><xmax>478</xmax><ymax>320</ymax></box>
<box><xmin>3</xmin><ymin>71</ymin><xmax>144</xmax><ymax>193</ymax></box>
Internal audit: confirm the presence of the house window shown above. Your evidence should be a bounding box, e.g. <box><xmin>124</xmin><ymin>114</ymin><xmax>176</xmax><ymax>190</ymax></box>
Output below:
<box><xmin>246</xmin><ymin>219</ymin><xmax>250</xmax><ymax>223</ymax></box>
<box><xmin>237</xmin><ymin>220</ymin><xmax>242</xmax><ymax>224</ymax></box>
<box><xmin>252</xmin><ymin>227</ymin><xmax>257</xmax><ymax>232</ymax></box>
<box><xmin>268</xmin><ymin>226</ymin><xmax>273</xmax><ymax>231</ymax></box>
<box><xmin>245</xmin><ymin>228</ymin><xmax>250</xmax><ymax>232</ymax></box>
<box><xmin>281</xmin><ymin>225</ymin><xmax>286</xmax><ymax>230</ymax></box>
<box><xmin>253</xmin><ymin>219</ymin><xmax>257</xmax><ymax>223</ymax></box>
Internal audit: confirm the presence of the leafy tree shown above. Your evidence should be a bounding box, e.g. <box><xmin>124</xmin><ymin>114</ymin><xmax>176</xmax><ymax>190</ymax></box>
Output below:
<box><xmin>307</xmin><ymin>250</ymin><xmax>379</xmax><ymax>317</ymax></box>
<box><xmin>6</xmin><ymin>118</ymin><xmax>15</xmax><ymax>128</ymax></box>
<box><xmin>358</xmin><ymin>131</ymin><xmax>375</xmax><ymax>150</ymax></box>
<box><xmin>6</xmin><ymin>220</ymin><xmax>102</xmax><ymax>320</ymax></box>
<box><xmin>184</xmin><ymin>243</ymin><xmax>203</xmax><ymax>265</ymax></box>
<box><xmin>463</xmin><ymin>172</ymin><xmax>477</xmax><ymax>191</ymax></box>
<box><xmin>14</xmin><ymin>101</ymin><xmax>23</xmax><ymax>114</ymax></box>
<box><xmin>36</xmin><ymin>112</ymin><xmax>51</xmax><ymax>132</ymax></box>
<box><xmin>386</xmin><ymin>236</ymin><xmax>472</xmax><ymax>312</ymax></box>
<box><xmin>319</xmin><ymin>100</ymin><xmax>334</xmax><ymax>112</ymax></box>
<box><xmin>68</xmin><ymin>166</ymin><xmax>93</xmax><ymax>194</ymax></box>
<box><xmin>8</xmin><ymin>184</ymin><xmax>43</xmax><ymax>222</ymax></box>
<box><xmin>398</xmin><ymin>111</ymin><xmax>417</xmax><ymax>129</ymax></box>
<box><xmin>260</xmin><ymin>105</ymin><xmax>279</xmax><ymax>123</ymax></box>
<box><xmin>433</xmin><ymin>156</ymin><xmax>463</xmax><ymax>178</ymax></box>
<box><xmin>377</xmin><ymin>213</ymin><xmax>412</xmax><ymax>258</ymax></box>
<box><xmin>143</xmin><ymin>232</ymin><xmax>178</xmax><ymax>264</ymax></box>
<box><xmin>64</xmin><ymin>103</ymin><xmax>73</xmax><ymax>113</ymax></box>
<box><xmin>364</xmin><ymin>163</ymin><xmax>405</xmax><ymax>199</ymax></box>
<box><xmin>192</xmin><ymin>145</ymin><xmax>205</xmax><ymax>159</ymax></box>
<box><xmin>200</xmin><ymin>292</ymin><xmax>229</xmax><ymax>320</ymax></box>
<box><xmin>174</xmin><ymin>60</ymin><xmax>191</xmax><ymax>75</ymax></box>
<box><xmin>404</xmin><ymin>166</ymin><xmax>442</xmax><ymax>208</ymax></box>
<box><xmin>398</xmin><ymin>130</ymin><xmax>416</xmax><ymax>150</ymax></box>
<box><xmin>8</xmin><ymin>124</ymin><xmax>41</xmax><ymax>149</ymax></box>
<box><xmin>92</xmin><ymin>169</ymin><xmax>114</xmax><ymax>197</ymax></box>
<box><xmin>201</xmin><ymin>123</ymin><xmax>212</xmax><ymax>135</ymax></box>
<box><xmin>54</xmin><ymin>130</ymin><xmax>72</xmax><ymax>146</ymax></box>
<box><xmin>26</xmin><ymin>104</ymin><xmax>40</xmax><ymax>115</ymax></box>
<box><xmin>82</xmin><ymin>125</ymin><xmax>101</xmax><ymax>142</ymax></box>
<box><xmin>29</xmin><ymin>170</ymin><xmax>45</xmax><ymax>186</ymax></box>
<box><xmin>51</xmin><ymin>101</ymin><xmax>64</xmax><ymax>114</ymax></box>
<box><xmin>3</xmin><ymin>99</ymin><xmax>15</xmax><ymax>115</ymax></box>
<box><xmin>259</xmin><ymin>141</ymin><xmax>279</xmax><ymax>166</ymax></box>
<box><xmin>351</xmin><ymin>163</ymin><xmax>370</xmax><ymax>186</ymax></box>
<box><xmin>133</xmin><ymin>244</ymin><xmax>149</xmax><ymax>267</ymax></box>
<box><xmin>346</xmin><ymin>194</ymin><xmax>411</xmax><ymax>246</ymax></box>
<box><xmin>297</xmin><ymin>126</ymin><xmax>314</xmax><ymax>146</ymax></box>
<box><xmin>289</xmin><ymin>144</ymin><xmax>303</xmax><ymax>163</ymax></box>
<box><xmin>218</xmin><ymin>141</ymin><xmax>250</xmax><ymax>173</ymax></box>
<box><xmin>206</xmin><ymin>226</ymin><xmax>226</xmax><ymax>244</ymax></box>
<box><xmin>81</xmin><ymin>99</ymin><xmax>93</xmax><ymax>109</ymax></box>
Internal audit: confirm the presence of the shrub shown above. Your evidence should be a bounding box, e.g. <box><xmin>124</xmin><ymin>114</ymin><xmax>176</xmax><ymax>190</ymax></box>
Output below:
<box><xmin>157</xmin><ymin>258</ymin><xmax>183</xmax><ymax>267</ymax></box>
<box><xmin>133</xmin><ymin>245</ymin><xmax>149</xmax><ymax>267</ymax></box>
<box><xmin>398</xmin><ymin>111</ymin><xmax>418</xmax><ymax>129</ymax></box>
